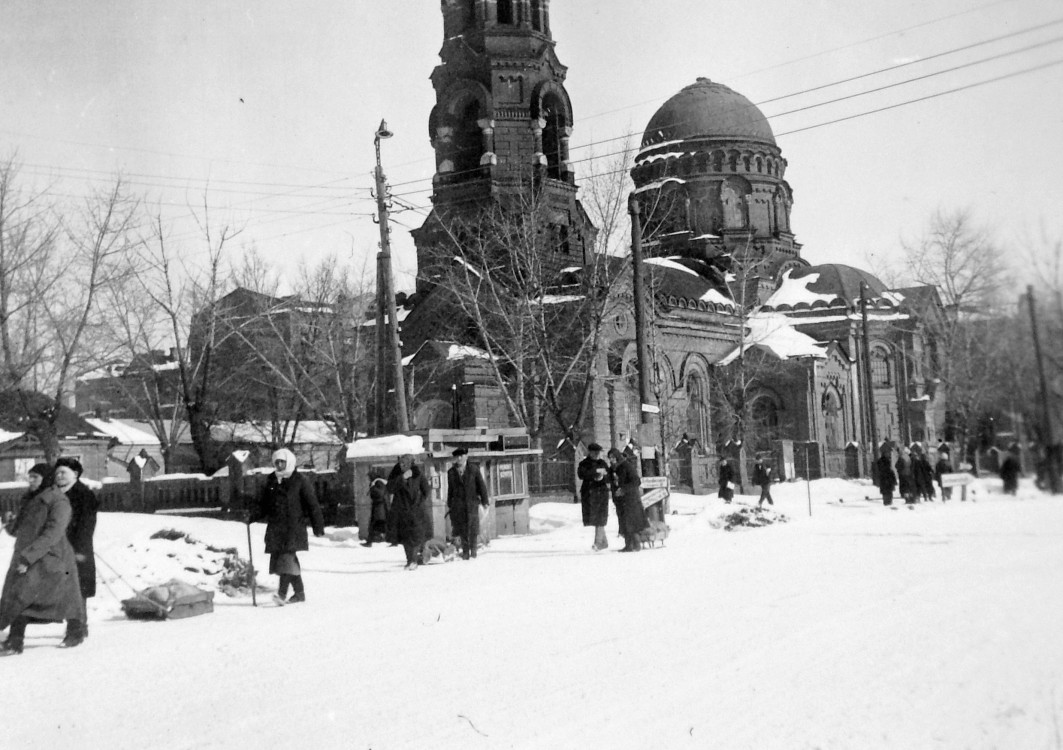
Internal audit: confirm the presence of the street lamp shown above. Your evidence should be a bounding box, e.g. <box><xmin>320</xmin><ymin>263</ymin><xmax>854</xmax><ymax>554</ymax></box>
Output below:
<box><xmin>373</xmin><ymin>119</ymin><xmax>410</xmax><ymax>434</ymax></box>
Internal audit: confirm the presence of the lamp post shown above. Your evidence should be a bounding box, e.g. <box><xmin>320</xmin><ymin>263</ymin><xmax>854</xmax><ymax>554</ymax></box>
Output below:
<box><xmin>373</xmin><ymin>119</ymin><xmax>410</xmax><ymax>434</ymax></box>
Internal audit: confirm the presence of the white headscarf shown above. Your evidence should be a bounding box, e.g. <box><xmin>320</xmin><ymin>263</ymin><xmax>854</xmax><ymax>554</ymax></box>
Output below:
<box><xmin>271</xmin><ymin>448</ymin><xmax>297</xmax><ymax>480</ymax></box>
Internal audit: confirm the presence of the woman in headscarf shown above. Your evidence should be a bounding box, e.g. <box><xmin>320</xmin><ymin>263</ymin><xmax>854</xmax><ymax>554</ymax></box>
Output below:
<box><xmin>251</xmin><ymin>449</ymin><xmax>325</xmax><ymax>605</ymax></box>
<box><xmin>54</xmin><ymin>456</ymin><xmax>98</xmax><ymax>645</ymax></box>
<box><xmin>1</xmin><ymin>463</ymin><xmax>85</xmax><ymax>655</ymax></box>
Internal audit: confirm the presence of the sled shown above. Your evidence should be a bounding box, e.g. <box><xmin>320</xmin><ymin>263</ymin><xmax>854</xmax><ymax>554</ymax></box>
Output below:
<box><xmin>121</xmin><ymin>579</ymin><xmax>215</xmax><ymax>620</ymax></box>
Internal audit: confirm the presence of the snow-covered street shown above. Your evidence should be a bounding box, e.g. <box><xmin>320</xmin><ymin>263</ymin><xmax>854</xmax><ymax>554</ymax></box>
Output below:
<box><xmin>4</xmin><ymin>477</ymin><xmax>1062</xmax><ymax>749</ymax></box>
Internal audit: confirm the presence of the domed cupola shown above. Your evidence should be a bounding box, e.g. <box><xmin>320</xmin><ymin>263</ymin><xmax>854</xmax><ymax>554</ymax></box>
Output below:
<box><xmin>631</xmin><ymin>78</ymin><xmax>801</xmax><ymax>293</ymax></box>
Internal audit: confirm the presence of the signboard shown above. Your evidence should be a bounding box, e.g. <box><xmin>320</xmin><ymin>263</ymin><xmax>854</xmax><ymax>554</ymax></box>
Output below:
<box><xmin>642</xmin><ymin>476</ymin><xmax>669</xmax><ymax>489</ymax></box>
<box><xmin>641</xmin><ymin>487</ymin><xmax>668</xmax><ymax>507</ymax></box>
<box><xmin>641</xmin><ymin>403</ymin><xmax>660</xmax><ymax>414</ymax></box>
<box><xmin>939</xmin><ymin>472</ymin><xmax>974</xmax><ymax>488</ymax></box>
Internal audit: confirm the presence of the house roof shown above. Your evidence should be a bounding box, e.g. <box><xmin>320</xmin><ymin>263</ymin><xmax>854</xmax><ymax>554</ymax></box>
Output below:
<box><xmin>0</xmin><ymin>390</ymin><xmax>109</xmax><ymax>441</ymax></box>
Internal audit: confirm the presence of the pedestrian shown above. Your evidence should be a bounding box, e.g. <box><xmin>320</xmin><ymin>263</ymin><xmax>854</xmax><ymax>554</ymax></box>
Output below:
<box><xmin>718</xmin><ymin>457</ymin><xmax>735</xmax><ymax>504</ymax></box>
<box><xmin>446</xmin><ymin>447</ymin><xmax>489</xmax><ymax>560</ymax></box>
<box><xmin>875</xmin><ymin>446</ymin><xmax>897</xmax><ymax>506</ymax></box>
<box><xmin>385</xmin><ymin>454</ymin><xmax>432</xmax><ymax>570</ymax></box>
<box><xmin>610</xmin><ymin>447</ymin><xmax>648</xmax><ymax>552</ymax></box>
<box><xmin>251</xmin><ymin>449</ymin><xmax>325</xmax><ymax>604</ymax></box>
<box><xmin>1</xmin><ymin>463</ymin><xmax>85</xmax><ymax>655</ymax></box>
<box><xmin>361</xmin><ymin>475</ymin><xmax>389</xmax><ymax>547</ymax></box>
<box><xmin>1000</xmin><ymin>445</ymin><xmax>1021</xmax><ymax>495</ymax></box>
<box><xmin>577</xmin><ymin>442</ymin><xmax>612</xmax><ymax>551</ymax></box>
<box><xmin>896</xmin><ymin>447</ymin><xmax>915</xmax><ymax>504</ymax></box>
<box><xmin>911</xmin><ymin>444</ymin><xmax>936</xmax><ymax>502</ymax></box>
<box><xmin>54</xmin><ymin>457</ymin><xmax>98</xmax><ymax>645</ymax></box>
<box><xmin>753</xmin><ymin>454</ymin><xmax>774</xmax><ymax>507</ymax></box>
<box><xmin>934</xmin><ymin>450</ymin><xmax>954</xmax><ymax>501</ymax></box>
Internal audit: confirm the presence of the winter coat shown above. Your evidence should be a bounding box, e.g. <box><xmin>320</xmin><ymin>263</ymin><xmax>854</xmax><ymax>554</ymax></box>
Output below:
<box><xmin>253</xmin><ymin>470</ymin><xmax>324</xmax><ymax>555</ymax></box>
<box><xmin>0</xmin><ymin>487</ymin><xmax>85</xmax><ymax>630</ymax></box>
<box><xmin>577</xmin><ymin>456</ymin><xmax>611</xmax><ymax>527</ymax></box>
<box><xmin>895</xmin><ymin>455</ymin><xmax>914</xmax><ymax>498</ymax></box>
<box><xmin>752</xmin><ymin>461</ymin><xmax>773</xmax><ymax>488</ymax></box>
<box><xmin>612</xmin><ymin>455</ymin><xmax>649</xmax><ymax>538</ymax></box>
<box><xmin>1000</xmin><ymin>454</ymin><xmax>1021</xmax><ymax>493</ymax></box>
<box><xmin>386</xmin><ymin>463</ymin><xmax>432</xmax><ymax>547</ymax></box>
<box><xmin>934</xmin><ymin>457</ymin><xmax>953</xmax><ymax>486</ymax></box>
<box><xmin>875</xmin><ymin>455</ymin><xmax>897</xmax><ymax>494</ymax></box>
<box><xmin>447</xmin><ymin>462</ymin><xmax>489</xmax><ymax>542</ymax></box>
<box><xmin>717</xmin><ymin>461</ymin><xmax>735</xmax><ymax>501</ymax></box>
<box><xmin>912</xmin><ymin>454</ymin><xmax>936</xmax><ymax>499</ymax></box>
<box><xmin>369</xmin><ymin>479</ymin><xmax>389</xmax><ymax>522</ymax></box>
<box><xmin>65</xmin><ymin>481</ymin><xmax>99</xmax><ymax>598</ymax></box>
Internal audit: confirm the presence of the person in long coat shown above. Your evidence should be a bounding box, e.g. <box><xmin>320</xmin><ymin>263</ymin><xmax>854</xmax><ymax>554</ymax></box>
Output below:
<box><xmin>251</xmin><ymin>449</ymin><xmax>325</xmax><ymax>604</ymax></box>
<box><xmin>911</xmin><ymin>445</ymin><xmax>936</xmax><ymax>502</ymax></box>
<box><xmin>934</xmin><ymin>450</ymin><xmax>954</xmax><ymax>501</ymax></box>
<box><xmin>447</xmin><ymin>447</ymin><xmax>489</xmax><ymax>560</ymax></box>
<box><xmin>1</xmin><ymin>464</ymin><xmax>85</xmax><ymax>655</ymax></box>
<box><xmin>718</xmin><ymin>458</ymin><xmax>735</xmax><ymax>503</ymax></box>
<box><xmin>54</xmin><ymin>457</ymin><xmax>98</xmax><ymax>644</ymax></box>
<box><xmin>895</xmin><ymin>447</ymin><xmax>915</xmax><ymax>504</ymax></box>
<box><xmin>875</xmin><ymin>447</ymin><xmax>897</xmax><ymax>506</ymax></box>
<box><xmin>1000</xmin><ymin>446</ymin><xmax>1021</xmax><ymax>495</ymax></box>
<box><xmin>361</xmin><ymin>476</ymin><xmax>389</xmax><ymax>547</ymax></box>
<box><xmin>610</xmin><ymin>448</ymin><xmax>648</xmax><ymax>552</ymax></box>
<box><xmin>386</xmin><ymin>454</ymin><xmax>432</xmax><ymax>570</ymax></box>
<box><xmin>577</xmin><ymin>443</ymin><xmax>612</xmax><ymax>551</ymax></box>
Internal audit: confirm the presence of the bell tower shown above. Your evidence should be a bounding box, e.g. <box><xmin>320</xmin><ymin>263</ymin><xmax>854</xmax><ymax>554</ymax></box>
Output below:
<box><xmin>413</xmin><ymin>0</ymin><xmax>595</xmax><ymax>289</ymax></box>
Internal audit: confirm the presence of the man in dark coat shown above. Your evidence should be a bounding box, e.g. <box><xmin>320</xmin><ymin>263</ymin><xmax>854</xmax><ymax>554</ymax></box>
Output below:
<box><xmin>54</xmin><ymin>456</ymin><xmax>98</xmax><ymax>645</ymax></box>
<box><xmin>577</xmin><ymin>443</ymin><xmax>611</xmax><ymax>551</ymax></box>
<box><xmin>386</xmin><ymin>454</ymin><xmax>432</xmax><ymax>570</ymax></box>
<box><xmin>610</xmin><ymin>448</ymin><xmax>648</xmax><ymax>552</ymax></box>
<box><xmin>1000</xmin><ymin>446</ymin><xmax>1021</xmax><ymax>495</ymax></box>
<box><xmin>446</xmin><ymin>447</ymin><xmax>489</xmax><ymax>560</ymax></box>
<box><xmin>875</xmin><ymin>447</ymin><xmax>897</xmax><ymax>506</ymax></box>
<box><xmin>251</xmin><ymin>449</ymin><xmax>325</xmax><ymax>604</ymax></box>
<box><xmin>753</xmin><ymin>455</ymin><xmax>774</xmax><ymax>507</ymax></box>
<box><xmin>1</xmin><ymin>464</ymin><xmax>85</xmax><ymax>655</ymax></box>
<box><xmin>718</xmin><ymin>458</ymin><xmax>735</xmax><ymax>503</ymax></box>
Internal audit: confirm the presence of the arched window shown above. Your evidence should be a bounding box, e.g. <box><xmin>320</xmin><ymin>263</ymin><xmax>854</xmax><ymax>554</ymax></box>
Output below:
<box><xmin>871</xmin><ymin>347</ymin><xmax>891</xmax><ymax>387</ymax></box>
<box><xmin>750</xmin><ymin>394</ymin><xmax>780</xmax><ymax>452</ymax></box>
<box><xmin>452</xmin><ymin>100</ymin><xmax>483</xmax><ymax>179</ymax></box>
<box><xmin>686</xmin><ymin>374</ymin><xmax>710</xmax><ymax>446</ymax></box>
<box><xmin>497</xmin><ymin>0</ymin><xmax>514</xmax><ymax>25</ymax></box>
<box><xmin>822</xmin><ymin>388</ymin><xmax>844</xmax><ymax>450</ymax></box>
<box><xmin>541</xmin><ymin>98</ymin><xmax>565</xmax><ymax>179</ymax></box>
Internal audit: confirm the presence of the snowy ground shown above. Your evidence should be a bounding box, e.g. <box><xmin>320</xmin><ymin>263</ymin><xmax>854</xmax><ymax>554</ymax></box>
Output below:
<box><xmin>3</xmin><ymin>476</ymin><xmax>1062</xmax><ymax>750</ymax></box>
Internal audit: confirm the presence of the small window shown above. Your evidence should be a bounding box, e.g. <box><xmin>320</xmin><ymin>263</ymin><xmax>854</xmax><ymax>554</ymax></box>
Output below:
<box><xmin>493</xmin><ymin>459</ymin><xmax>524</xmax><ymax>497</ymax></box>
<box><xmin>871</xmin><ymin>348</ymin><xmax>891</xmax><ymax>387</ymax></box>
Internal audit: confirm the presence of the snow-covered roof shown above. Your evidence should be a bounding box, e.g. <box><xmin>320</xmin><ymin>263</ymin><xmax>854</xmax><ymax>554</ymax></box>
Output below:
<box><xmin>344</xmin><ymin>434</ymin><xmax>424</xmax><ymax>459</ymax></box>
<box><xmin>85</xmin><ymin>418</ymin><xmax>161</xmax><ymax>446</ymax></box>
<box><xmin>765</xmin><ymin>271</ymin><xmax>839</xmax><ymax>308</ymax></box>
<box><xmin>534</xmin><ymin>294</ymin><xmax>585</xmax><ymax>305</ymax></box>
<box><xmin>0</xmin><ymin>429</ymin><xmax>24</xmax><ymax>444</ymax></box>
<box><xmin>645</xmin><ymin>257</ymin><xmax>699</xmax><ymax>276</ymax></box>
<box><xmin>633</xmin><ymin>177</ymin><xmax>687</xmax><ymax>194</ymax></box>
<box><xmin>717</xmin><ymin>311</ymin><xmax>828</xmax><ymax>365</ymax></box>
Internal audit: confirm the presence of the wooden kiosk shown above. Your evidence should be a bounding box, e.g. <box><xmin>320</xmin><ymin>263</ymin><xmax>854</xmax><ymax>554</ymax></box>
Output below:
<box><xmin>342</xmin><ymin>428</ymin><xmax>541</xmax><ymax>542</ymax></box>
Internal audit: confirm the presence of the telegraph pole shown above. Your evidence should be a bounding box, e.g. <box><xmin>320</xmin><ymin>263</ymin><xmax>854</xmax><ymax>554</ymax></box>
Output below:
<box><xmin>628</xmin><ymin>195</ymin><xmax>660</xmax><ymax>483</ymax></box>
<box><xmin>1026</xmin><ymin>285</ymin><xmax>1061</xmax><ymax>493</ymax></box>
<box><xmin>860</xmin><ymin>282</ymin><xmax>879</xmax><ymax>479</ymax></box>
<box><xmin>373</xmin><ymin>119</ymin><xmax>410</xmax><ymax>433</ymax></box>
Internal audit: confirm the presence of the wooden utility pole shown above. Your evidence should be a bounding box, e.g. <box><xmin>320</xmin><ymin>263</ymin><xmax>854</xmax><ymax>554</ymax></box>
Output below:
<box><xmin>628</xmin><ymin>195</ymin><xmax>661</xmax><ymax>467</ymax></box>
<box><xmin>860</xmin><ymin>282</ymin><xmax>879</xmax><ymax>479</ymax></box>
<box><xmin>1026</xmin><ymin>285</ymin><xmax>1061</xmax><ymax>493</ymax></box>
<box><xmin>373</xmin><ymin>120</ymin><xmax>410</xmax><ymax>433</ymax></box>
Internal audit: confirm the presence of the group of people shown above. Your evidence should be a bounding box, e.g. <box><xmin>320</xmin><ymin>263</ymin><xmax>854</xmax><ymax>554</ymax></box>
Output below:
<box><xmin>0</xmin><ymin>458</ymin><xmax>99</xmax><ymax>656</ymax></box>
<box><xmin>577</xmin><ymin>442</ymin><xmax>649</xmax><ymax>552</ymax></box>
<box><xmin>716</xmin><ymin>455</ymin><xmax>776</xmax><ymax>508</ymax></box>
<box><xmin>875</xmin><ymin>443</ymin><xmax>948</xmax><ymax>506</ymax></box>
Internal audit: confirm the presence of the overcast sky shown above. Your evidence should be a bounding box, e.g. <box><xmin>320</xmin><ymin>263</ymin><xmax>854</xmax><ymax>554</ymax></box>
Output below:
<box><xmin>2</xmin><ymin>0</ymin><xmax>1060</xmax><ymax>292</ymax></box>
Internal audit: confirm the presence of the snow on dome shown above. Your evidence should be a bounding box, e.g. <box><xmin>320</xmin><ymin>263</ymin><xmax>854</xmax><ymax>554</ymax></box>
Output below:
<box><xmin>765</xmin><ymin>271</ymin><xmax>838</xmax><ymax>307</ymax></box>
<box><xmin>344</xmin><ymin>434</ymin><xmax>424</xmax><ymax>459</ymax></box>
<box><xmin>717</xmin><ymin>311</ymin><xmax>827</xmax><ymax>365</ymax></box>
<box><xmin>699</xmin><ymin>288</ymin><xmax>733</xmax><ymax>306</ymax></box>
<box><xmin>645</xmin><ymin>257</ymin><xmax>700</xmax><ymax>276</ymax></box>
<box><xmin>640</xmin><ymin>78</ymin><xmax>776</xmax><ymax>149</ymax></box>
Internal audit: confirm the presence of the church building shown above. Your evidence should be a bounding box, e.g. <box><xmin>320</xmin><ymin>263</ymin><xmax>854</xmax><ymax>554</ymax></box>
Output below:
<box><xmin>397</xmin><ymin>0</ymin><xmax>947</xmax><ymax>484</ymax></box>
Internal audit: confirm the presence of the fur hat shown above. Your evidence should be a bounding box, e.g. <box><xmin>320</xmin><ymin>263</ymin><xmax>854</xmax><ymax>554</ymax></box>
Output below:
<box><xmin>28</xmin><ymin>462</ymin><xmax>50</xmax><ymax>478</ymax></box>
<box><xmin>54</xmin><ymin>456</ymin><xmax>84</xmax><ymax>477</ymax></box>
<box><xmin>587</xmin><ymin>442</ymin><xmax>602</xmax><ymax>452</ymax></box>
<box><xmin>452</xmin><ymin>447</ymin><xmax>468</xmax><ymax>457</ymax></box>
